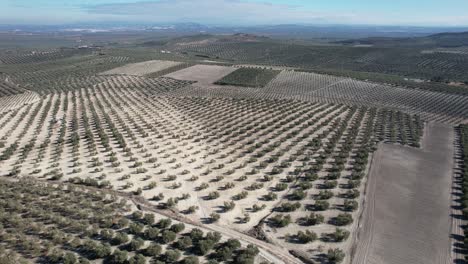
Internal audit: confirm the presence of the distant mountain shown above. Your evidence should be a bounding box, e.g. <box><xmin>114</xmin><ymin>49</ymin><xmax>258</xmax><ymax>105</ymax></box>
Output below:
<box><xmin>336</xmin><ymin>31</ymin><xmax>468</xmax><ymax>48</ymax></box>
<box><xmin>2</xmin><ymin>23</ymin><xmax>468</xmax><ymax>41</ymax></box>
<box><xmin>141</xmin><ymin>33</ymin><xmax>271</xmax><ymax>47</ymax></box>
<box><xmin>427</xmin><ymin>31</ymin><xmax>468</xmax><ymax>46</ymax></box>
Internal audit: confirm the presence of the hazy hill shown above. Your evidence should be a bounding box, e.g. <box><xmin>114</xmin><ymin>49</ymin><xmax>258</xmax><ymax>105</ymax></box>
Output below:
<box><xmin>337</xmin><ymin>31</ymin><xmax>468</xmax><ymax>47</ymax></box>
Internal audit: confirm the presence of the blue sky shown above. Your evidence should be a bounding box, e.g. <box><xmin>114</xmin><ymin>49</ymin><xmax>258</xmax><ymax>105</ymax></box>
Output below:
<box><xmin>2</xmin><ymin>0</ymin><xmax>468</xmax><ymax>26</ymax></box>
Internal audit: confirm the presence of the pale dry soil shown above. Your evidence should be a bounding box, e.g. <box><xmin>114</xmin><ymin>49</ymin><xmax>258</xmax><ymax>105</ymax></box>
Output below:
<box><xmin>353</xmin><ymin>122</ymin><xmax>453</xmax><ymax>264</ymax></box>
<box><xmin>164</xmin><ymin>65</ymin><xmax>236</xmax><ymax>86</ymax></box>
<box><xmin>0</xmin><ymin>91</ymin><xmax>41</xmax><ymax>113</ymax></box>
<box><xmin>100</xmin><ymin>60</ymin><xmax>182</xmax><ymax>76</ymax></box>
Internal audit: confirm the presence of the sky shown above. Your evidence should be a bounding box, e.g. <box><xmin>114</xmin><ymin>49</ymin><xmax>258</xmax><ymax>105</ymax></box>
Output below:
<box><xmin>1</xmin><ymin>0</ymin><xmax>468</xmax><ymax>27</ymax></box>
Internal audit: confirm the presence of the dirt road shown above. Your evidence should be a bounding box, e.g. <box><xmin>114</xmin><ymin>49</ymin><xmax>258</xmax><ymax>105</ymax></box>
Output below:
<box><xmin>353</xmin><ymin>122</ymin><xmax>454</xmax><ymax>264</ymax></box>
<box><xmin>129</xmin><ymin>196</ymin><xmax>303</xmax><ymax>264</ymax></box>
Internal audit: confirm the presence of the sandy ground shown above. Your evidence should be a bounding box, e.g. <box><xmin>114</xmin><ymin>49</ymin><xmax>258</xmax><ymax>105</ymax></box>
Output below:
<box><xmin>353</xmin><ymin>122</ymin><xmax>453</xmax><ymax>264</ymax></box>
<box><xmin>164</xmin><ymin>64</ymin><xmax>236</xmax><ymax>86</ymax></box>
<box><xmin>100</xmin><ymin>60</ymin><xmax>182</xmax><ymax>76</ymax></box>
<box><xmin>0</xmin><ymin>91</ymin><xmax>40</xmax><ymax>113</ymax></box>
<box><xmin>264</xmin><ymin>71</ymin><xmax>345</xmax><ymax>95</ymax></box>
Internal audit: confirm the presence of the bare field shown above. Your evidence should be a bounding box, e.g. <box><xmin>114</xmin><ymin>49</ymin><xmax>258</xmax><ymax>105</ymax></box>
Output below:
<box><xmin>100</xmin><ymin>60</ymin><xmax>183</xmax><ymax>76</ymax></box>
<box><xmin>265</xmin><ymin>71</ymin><xmax>345</xmax><ymax>95</ymax></box>
<box><xmin>164</xmin><ymin>64</ymin><xmax>237</xmax><ymax>85</ymax></box>
<box><xmin>353</xmin><ymin>122</ymin><xmax>453</xmax><ymax>264</ymax></box>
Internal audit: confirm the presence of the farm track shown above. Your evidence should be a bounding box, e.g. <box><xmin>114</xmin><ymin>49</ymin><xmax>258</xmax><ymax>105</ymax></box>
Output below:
<box><xmin>351</xmin><ymin>146</ymin><xmax>379</xmax><ymax>264</ymax></box>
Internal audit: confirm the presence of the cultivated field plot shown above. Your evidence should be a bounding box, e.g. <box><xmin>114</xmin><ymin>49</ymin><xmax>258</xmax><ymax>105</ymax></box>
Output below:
<box><xmin>0</xmin><ymin>91</ymin><xmax>41</xmax><ymax>113</ymax></box>
<box><xmin>0</xmin><ymin>54</ymin><xmax>133</xmax><ymax>94</ymax></box>
<box><xmin>269</xmin><ymin>71</ymin><xmax>468</xmax><ymax>124</ymax></box>
<box><xmin>1</xmin><ymin>54</ymin><xmax>466</xmax><ymax>264</ymax></box>
<box><xmin>0</xmin><ymin>48</ymin><xmax>91</xmax><ymax>65</ymax></box>
<box><xmin>422</xmin><ymin>46</ymin><xmax>468</xmax><ymax>55</ymax></box>
<box><xmin>145</xmin><ymin>63</ymin><xmax>194</xmax><ymax>78</ymax></box>
<box><xmin>170</xmin><ymin>68</ymin><xmax>468</xmax><ymax>124</ymax></box>
<box><xmin>0</xmin><ymin>178</ymin><xmax>275</xmax><ymax>264</ymax></box>
<box><xmin>167</xmin><ymin>38</ymin><xmax>468</xmax><ymax>84</ymax></box>
<box><xmin>0</xmin><ymin>70</ymin><xmax>424</xmax><ymax>263</ymax></box>
<box><xmin>167</xmin><ymin>84</ymin><xmax>267</xmax><ymax>100</ymax></box>
<box><xmin>354</xmin><ymin>122</ymin><xmax>453</xmax><ymax>264</ymax></box>
<box><xmin>264</xmin><ymin>71</ymin><xmax>345</xmax><ymax>95</ymax></box>
<box><xmin>214</xmin><ymin>68</ymin><xmax>280</xmax><ymax>88</ymax></box>
<box><xmin>309</xmin><ymin>79</ymin><xmax>468</xmax><ymax>124</ymax></box>
<box><xmin>164</xmin><ymin>64</ymin><xmax>237</xmax><ymax>86</ymax></box>
<box><xmin>101</xmin><ymin>60</ymin><xmax>183</xmax><ymax>76</ymax></box>
<box><xmin>0</xmin><ymin>75</ymin><xmax>25</xmax><ymax>97</ymax></box>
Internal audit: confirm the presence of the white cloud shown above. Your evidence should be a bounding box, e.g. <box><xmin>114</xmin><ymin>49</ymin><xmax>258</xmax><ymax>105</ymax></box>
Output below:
<box><xmin>3</xmin><ymin>0</ymin><xmax>466</xmax><ymax>26</ymax></box>
<box><xmin>84</xmin><ymin>0</ymin><xmax>355</xmax><ymax>25</ymax></box>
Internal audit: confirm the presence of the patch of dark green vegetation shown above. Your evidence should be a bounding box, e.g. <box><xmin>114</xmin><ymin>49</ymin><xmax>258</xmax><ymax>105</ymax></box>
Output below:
<box><xmin>215</xmin><ymin>67</ymin><xmax>280</xmax><ymax>88</ymax></box>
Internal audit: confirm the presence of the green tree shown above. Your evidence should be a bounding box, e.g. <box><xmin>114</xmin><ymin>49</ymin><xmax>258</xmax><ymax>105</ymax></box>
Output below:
<box><xmin>128</xmin><ymin>254</ymin><xmax>146</xmax><ymax>264</ymax></box>
<box><xmin>295</xmin><ymin>230</ymin><xmax>317</xmax><ymax>243</ymax></box>
<box><xmin>161</xmin><ymin>230</ymin><xmax>177</xmax><ymax>244</ymax></box>
<box><xmin>157</xmin><ymin>218</ymin><xmax>172</xmax><ymax>229</ymax></box>
<box><xmin>144</xmin><ymin>227</ymin><xmax>160</xmax><ymax>240</ymax></box>
<box><xmin>106</xmin><ymin>249</ymin><xmax>128</xmax><ymax>264</ymax></box>
<box><xmin>143</xmin><ymin>243</ymin><xmax>162</xmax><ymax>257</ymax></box>
<box><xmin>128</xmin><ymin>238</ymin><xmax>144</xmax><ymax>251</ymax></box>
<box><xmin>142</xmin><ymin>213</ymin><xmax>155</xmax><ymax>225</ymax></box>
<box><xmin>174</xmin><ymin>236</ymin><xmax>192</xmax><ymax>250</ymax></box>
<box><xmin>327</xmin><ymin>248</ymin><xmax>345</xmax><ymax>263</ymax></box>
<box><xmin>334</xmin><ymin>213</ymin><xmax>353</xmax><ymax>226</ymax></box>
<box><xmin>181</xmin><ymin>256</ymin><xmax>199</xmax><ymax>264</ymax></box>
<box><xmin>163</xmin><ymin>250</ymin><xmax>181</xmax><ymax>263</ymax></box>
<box><xmin>170</xmin><ymin>223</ymin><xmax>185</xmax><ymax>233</ymax></box>
<box><xmin>111</xmin><ymin>232</ymin><xmax>129</xmax><ymax>245</ymax></box>
<box><xmin>63</xmin><ymin>253</ymin><xmax>77</xmax><ymax>264</ymax></box>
